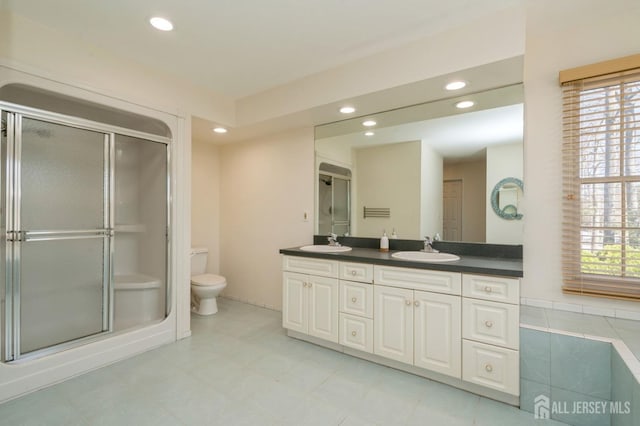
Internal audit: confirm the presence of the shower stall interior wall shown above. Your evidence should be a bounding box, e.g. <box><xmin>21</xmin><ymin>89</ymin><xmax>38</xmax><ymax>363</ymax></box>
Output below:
<box><xmin>0</xmin><ymin>102</ymin><xmax>169</xmax><ymax>362</ymax></box>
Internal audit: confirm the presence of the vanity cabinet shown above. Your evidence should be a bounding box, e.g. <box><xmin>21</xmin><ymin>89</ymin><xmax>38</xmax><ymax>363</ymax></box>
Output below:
<box><xmin>461</xmin><ymin>274</ymin><xmax>520</xmax><ymax>395</ymax></box>
<box><xmin>281</xmin><ymin>254</ymin><xmax>521</xmax><ymax>401</ymax></box>
<box><xmin>373</xmin><ymin>266</ymin><xmax>462</xmax><ymax>378</ymax></box>
<box><xmin>282</xmin><ymin>257</ymin><xmax>339</xmax><ymax>343</ymax></box>
<box><xmin>338</xmin><ymin>262</ymin><xmax>374</xmax><ymax>353</ymax></box>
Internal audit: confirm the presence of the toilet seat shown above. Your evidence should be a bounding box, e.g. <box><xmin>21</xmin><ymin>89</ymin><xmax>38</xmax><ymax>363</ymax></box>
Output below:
<box><xmin>191</xmin><ymin>273</ymin><xmax>226</xmax><ymax>287</ymax></box>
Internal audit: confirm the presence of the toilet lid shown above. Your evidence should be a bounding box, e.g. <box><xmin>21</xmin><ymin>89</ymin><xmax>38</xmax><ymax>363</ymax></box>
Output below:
<box><xmin>191</xmin><ymin>273</ymin><xmax>226</xmax><ymax>287</ymax></box>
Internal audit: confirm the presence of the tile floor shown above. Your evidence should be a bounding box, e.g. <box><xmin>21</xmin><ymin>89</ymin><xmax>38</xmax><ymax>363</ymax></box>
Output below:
<box><xmin>0</xmin><ymin>299</ymin><xmax>568</xmax><ymax>425</ymax></box>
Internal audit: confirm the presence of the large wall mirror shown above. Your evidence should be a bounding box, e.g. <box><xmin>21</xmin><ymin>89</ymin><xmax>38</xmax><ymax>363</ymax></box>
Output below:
<box><xmin>314</xmin><ymin>66</ymin><xmax>524</xmax><ymax>245</ymax></box>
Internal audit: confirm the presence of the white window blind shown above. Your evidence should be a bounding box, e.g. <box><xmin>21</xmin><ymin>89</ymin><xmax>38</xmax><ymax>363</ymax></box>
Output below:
<box><xmin>561</xmin><ymin>57</ymin><xmax>640</xmax><ymax>300</ymax></box>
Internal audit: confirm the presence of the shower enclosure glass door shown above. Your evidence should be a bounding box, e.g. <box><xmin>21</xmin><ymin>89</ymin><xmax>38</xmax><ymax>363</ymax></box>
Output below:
<box><xmin>1</xmin><ymin>103</ymin><xmax>169</xmax><ymax>362</ymax></box>
<box><xmin>4</xmin><ymin>114</ymin><xmax>110</xmax><ymax>358</ymax></box>
<box><xmin>318</xmin><ymin>162</ymin><xmax>351</xmax><ymax>236</ymax></box>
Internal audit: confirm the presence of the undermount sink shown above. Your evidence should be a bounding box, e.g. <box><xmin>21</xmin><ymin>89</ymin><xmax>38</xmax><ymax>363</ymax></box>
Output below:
<box><xmin>391</xmin><ymin>251</ymin><xmax>460</xmax><ymax>263</ymax></box>
<box><xmin>299</xmin><ymin>245</ymin><xmax>352</xmax><ymax>253</ymax></box>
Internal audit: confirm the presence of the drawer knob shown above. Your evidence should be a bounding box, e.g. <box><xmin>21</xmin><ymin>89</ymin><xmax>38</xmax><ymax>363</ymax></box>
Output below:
<box><xmin>405</xmin><ymin>299</ymin><xmax>412</xmax><ymax>306</ymax></box>
<box><xmin>351</xmin><ymin>297</ymin><xmax>357</xmax><ymax>303</ymax></box>
<box><xmin>485</xmin><ymin>320</ymin><xmax>494</xmax><ymax>328</ymax></box>
<box><xmin>485</xmin><ymin>364</ymin><xmax>493</xmax><ymax>373</ymax></box>
<box><xmin>414</xmin><ymin>300</ymin><xmax>420</xmax><ymax>307</ymax></box>
<box><xmin>484</xmin><ymin>286</ymin><xmax>493</xmax><ymax>293</ymax></box>
<box><xmin>351</xmin><ymin>331</ymin><xmax>357</xmax><ymax>337</ymax></box>
<box><xmin>351</xmin><ymin>270</ymin><xmax>357</xmax><ymax>276</ymax></box>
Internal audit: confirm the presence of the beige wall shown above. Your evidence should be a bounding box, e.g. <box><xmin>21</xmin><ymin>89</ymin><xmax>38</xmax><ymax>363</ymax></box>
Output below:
<box><xmin>420</xmin><ymin>141</ymin><xmax>444</xmax><ymax>239</ymax></box>
<box><xmin>486</xmin><ymin>143</ymin><xmax>523</xmax><ymax>244</ymax></box>
<box><xmin>219</xmin><ymin>127</ymin><xmax>314</xmax><ymax>310</ymax></box>
<box><xmin>191</xmin><ymin>139</ymin><xmax>221</xmax><ymax>274</ymax></box>
<box><xmin>443</xmin><ymin>159</ymin><xmax>486</xmax><ymax>242</ymax></box>
<box><xmin>522</xmin><ymin>0</ymin><xmax>640</xmax><ymax>313</ymax></box>
<box><xmin>355</xmin><ymin>141</ymin><xmax>422</xmax><ymax>239</ymax></box>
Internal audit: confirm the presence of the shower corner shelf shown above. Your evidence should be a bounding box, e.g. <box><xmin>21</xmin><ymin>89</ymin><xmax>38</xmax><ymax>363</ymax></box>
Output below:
<box><xmin>115</xmin><ymin>224</ymin><xmax>146</xmax><ymax>233</ymax></box>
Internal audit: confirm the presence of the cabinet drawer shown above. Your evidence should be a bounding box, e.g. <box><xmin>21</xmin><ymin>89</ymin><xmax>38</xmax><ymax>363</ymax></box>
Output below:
<box><xmin>462</xmin><ymin>298</ymin><xmax>519</xmax><ymax>350</ymax></box>
<box><xmin>339</xmin><ymin>313</ymin><xmax>373</xmax><ymax>353</ymax></box>
<box><xmin>339</xmin><ymin>262</ymin><xmax>373</xmax><ymax>283</ymax></box>
<box><xmin>282</xmin><ymin>256</ymin><xmax>338</xmax><ymax>277</ymax></box>
<box><xmin>462</xmin><ymin>274</ymin><xmax>519</xmax><ymax>304</ymax></box>
<box><xmin>374</xmin><ymin>265</ymin><xmax>461</xmax><ymax>295</ymax></box>
<box><xmin>462</xmin><ymin>339</ymin><xmax>519</xmax><ymax>396</ymax></box>
<box><xmin>339</xmin><ymin>280</ymin><xmax>373</xmax><ymax>318</ymax></box>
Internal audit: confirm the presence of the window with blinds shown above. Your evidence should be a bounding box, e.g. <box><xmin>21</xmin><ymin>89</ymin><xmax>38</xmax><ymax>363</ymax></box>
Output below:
<box><xmin>560</xmin><ymin>55</ymin><xmax>640</xmax><ymax>300</ymax></box>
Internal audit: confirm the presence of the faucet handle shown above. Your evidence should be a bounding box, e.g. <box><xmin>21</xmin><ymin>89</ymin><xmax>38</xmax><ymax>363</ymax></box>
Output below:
<box><xmin>328</xmin><ymin>233</ymin><xmax>340</xmax><ymax>246</ymax></box>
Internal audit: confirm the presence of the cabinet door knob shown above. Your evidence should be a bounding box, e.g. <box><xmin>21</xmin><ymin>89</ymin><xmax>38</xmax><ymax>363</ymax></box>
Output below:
<box><xmin>303</xmin><ymin>282</ymin><xmax>307</xmax><ymax>287</ymax></box>
<box><xmin>308</xmin><ymin>282</ymin><xmax>313</xmax><ymax>288</ymax></box>
<box><xmin>484</xmin><ymin>320</ymin><xmax>494</xmax><ymax>328</ymax></box>
<box><xmin>414</xmin><ymin>300</ymin><xmax>420</xmax><ymax>307</ymax></box>
<box><xmin>351</xmin><ymin>331</ymin><xmax>357</xmax><ymax>337</ymax></box>
<box><xmin>485</xmin><ymin>364</ymin><xmax>493</xmax><ymax>373</ymax></box>
<box><xmin>351</xmin><ymin>270</ymin><xmax>357</xmax><ymax>276</ymax></box>
<box><xmin>405</xmin><ymin>299</ymin><xmax>412</xmax><ymax>306</ymax></box>
<box><xmin>351</xmin><ymin>297</ymin><xmax>357</xmax><ymax>303</ymax></box>
<box><xmin>484</xmin><ymin>286</ymin><xmax>493</xmax><ymax>293</ymax></box>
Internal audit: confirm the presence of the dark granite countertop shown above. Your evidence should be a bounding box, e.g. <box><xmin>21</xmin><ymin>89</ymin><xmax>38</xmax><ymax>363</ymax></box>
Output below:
<box><xmin>279</xmin><ymin>246</ymin><xmax>523</xmax><ymax>278</ymax></box>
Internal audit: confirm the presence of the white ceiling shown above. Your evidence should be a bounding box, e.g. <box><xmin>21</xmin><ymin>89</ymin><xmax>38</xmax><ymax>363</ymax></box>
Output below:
<box><xmin>5</xmin><ymin>0</ymin><xmax>523</xmax><ymax>99</ymax></box>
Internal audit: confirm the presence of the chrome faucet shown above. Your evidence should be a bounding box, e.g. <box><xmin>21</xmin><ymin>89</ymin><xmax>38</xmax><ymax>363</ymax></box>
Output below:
<box><xmin>327</xmin><ymin>233</ymin><xmax>341</xmax><ymax>246</ymax></box>
<box><xmin>422</xmin><ymin>236</ymin><xmax>438</xmax><ymax>253</ymax></box>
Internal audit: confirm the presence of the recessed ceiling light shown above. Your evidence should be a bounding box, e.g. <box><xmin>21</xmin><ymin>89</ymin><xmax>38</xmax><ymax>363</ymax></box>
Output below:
<box><xmin>213</xmin><ymin>127</ymin><xmax>227</xmax><ymax>134</ymax></box>
<box><xmin>339</xmin><ymin>106</ymin><xmax>356</xmax><ymax>114</ymax></box>
<box><xmin>150</xmin><ymin>17</ymin><xmax>174</xmax><ymax>31</ymax></box>
<box><xmin>455</xmin><ymin>100</ymin><xmax>474</xmax><ymax>109</ymax></box>
<box><xmin>445</xmin><ymin>81</ymin><xmax>467</xmax><ymax>91</ymax></box>
<box><xmin>362</xmin><ymin>120</ymin><xmax>377</xmax><ymax>127</ymax></box>
<box><xmin>365</xmin><ymin>131</ymin><xmax>375</xmax><ymax>136</ymax></box>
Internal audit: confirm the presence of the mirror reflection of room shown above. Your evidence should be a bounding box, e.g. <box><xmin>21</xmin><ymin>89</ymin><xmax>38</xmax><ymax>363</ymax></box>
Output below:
<box><xmin>315</xmin><ymin>83</ymin><xmax>524</xmax><ymax>245</ymax></box>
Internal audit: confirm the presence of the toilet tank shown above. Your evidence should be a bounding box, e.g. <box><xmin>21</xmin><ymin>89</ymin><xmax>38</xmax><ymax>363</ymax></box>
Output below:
<box><xmin>190</xmin><ymin>247</ymin><xmax>209</xmax><ymax>276</ymax></box>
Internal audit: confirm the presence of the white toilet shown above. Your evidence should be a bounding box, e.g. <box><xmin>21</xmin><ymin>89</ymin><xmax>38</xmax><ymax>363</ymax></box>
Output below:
<box><xmin>190</xmin><ymin>247</ymin><xmax>227</xmax><ymax>315</ymax></box>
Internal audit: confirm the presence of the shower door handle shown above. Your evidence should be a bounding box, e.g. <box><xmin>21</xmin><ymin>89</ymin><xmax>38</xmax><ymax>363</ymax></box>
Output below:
<box><xmin>21</xmin><ymin>229</ymin><xmax>109</xmax><ymax>242</ymax></box>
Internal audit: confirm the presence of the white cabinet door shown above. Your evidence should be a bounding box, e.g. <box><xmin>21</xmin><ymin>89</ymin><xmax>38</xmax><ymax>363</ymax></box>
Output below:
<box><xmin>339</xmin><ymin>313</ymin><xmax>373</xmax><ymax>353</ymax></box>
<box><xmin>462</xmin><ymin>339</ymin><xmax>519</xmax><ymax>396</ymax></box>
<box><xmin>462</xmin><ymin>298</ymin><xmax>519</xmax><ymax>350</ymax></box>
<box><xmin>374</xmin><ymin>285</ymin><xmax>414</xmax><ymax>364</ymax></box>
<box><xmin>339</xmin><ymin>280</ymin><xmax>373</xmax><ymax>318</ymax></box>
<box><xmin>282</xmin><ymin>272</ymin><xmax>307</xmax><ymax>334</ymax></box>
<box><xmin>339</xmin><ymin>262</ymin><xmax>374</xmax><ymax>283</ymax></box>
<box><xmin>308</xmin><ymin>275</ymin><xmax>339</xmax><ymax>343</ymax></box>
<box><xmin>414</xmin><ymin>290</ymin><xmax>461</xmax><ymax>378</ymax></box>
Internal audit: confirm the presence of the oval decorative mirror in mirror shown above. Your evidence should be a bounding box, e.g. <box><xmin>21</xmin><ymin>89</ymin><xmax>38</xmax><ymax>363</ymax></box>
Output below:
<box><xmin>490</xmin><ymin>177</ymin><xmax>524</xmax><ymax>220</ymax></box>
<box><xmin>314</xmin><ymin>61</ymin><xmax>524</xmax><ymax>245</ymax></box>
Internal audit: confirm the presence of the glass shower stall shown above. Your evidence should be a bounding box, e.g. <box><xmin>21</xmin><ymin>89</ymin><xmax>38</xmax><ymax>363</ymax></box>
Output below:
<box><xmin>0</xmin><ymin>103</ymin><xmax>169</xmax><ymax>361</ymax></box>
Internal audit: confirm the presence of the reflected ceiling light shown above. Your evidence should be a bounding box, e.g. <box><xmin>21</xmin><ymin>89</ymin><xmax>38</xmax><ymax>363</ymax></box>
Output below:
<box><xmin>150</xmin><ymin>17</ymin><xmax>174</xmax><ymax>31</ymax></box>
<box><xmin>455</xmin><ymin>100</ymin><xmax>474</xmax><ymax>109</ymax></box>
<box><xmin>362</xmin><ymin>120</ymin><xmax>377</xmax><ymax>127</ymax></box>
<box><xmin>445</xmin><ymin>81</ymin><xmax>467</xmax><ymax>91</ymax></box>
<box><xmin>213</xmin><ymin>127</ymin><xmax>227</xmax><ymax>134</ymax></box>
<box><xmin>365</xmin><ymin>131</ymin><xmax>375</xmax><ymax>136</ymax></box>
<box><xmin>339</xmin><ymin>106</ymin><xmax>356</xmax><ymax>114</ymax></box>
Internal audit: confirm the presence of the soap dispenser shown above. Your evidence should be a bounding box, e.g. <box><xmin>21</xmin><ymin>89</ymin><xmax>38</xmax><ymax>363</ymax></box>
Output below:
<box><xmin>391</xmin><ymin>228</ymin><xmax>398</xmax><ymax>239</ymax></box>
<box><xmin>380</xmin><ymin>230</ymin><xmax>389</xmax><ymax>252</ymax></box>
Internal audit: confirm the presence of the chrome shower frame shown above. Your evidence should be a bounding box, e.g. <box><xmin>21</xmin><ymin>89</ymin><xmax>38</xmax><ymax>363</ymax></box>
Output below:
<box><xmin>0</xmin><ymin>101</ymin><xmax>171</xmax><ymax>362</ymax></box>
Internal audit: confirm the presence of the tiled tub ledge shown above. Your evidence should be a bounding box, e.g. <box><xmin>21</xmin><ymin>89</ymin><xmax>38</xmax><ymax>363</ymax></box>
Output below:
<box><xmin>519</xmin><ymin>311</ymin><xmax>640</xmax><ymax>426</ymax></box>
